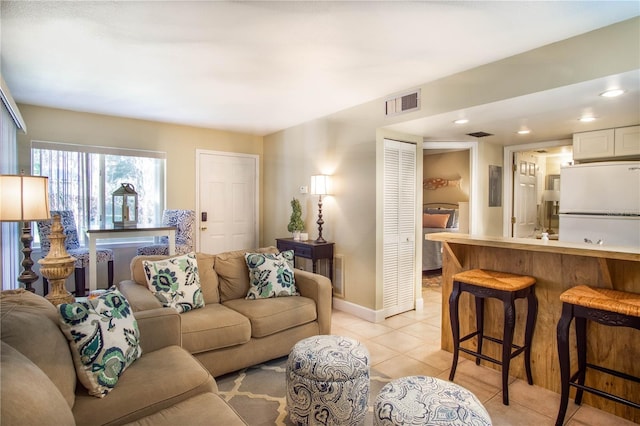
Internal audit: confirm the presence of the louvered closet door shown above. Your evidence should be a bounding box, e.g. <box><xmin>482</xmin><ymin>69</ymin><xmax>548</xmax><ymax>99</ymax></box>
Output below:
<box><xmin>383</xmin><ymin>139</ymin><xmax>416</xmax><ymax>318</ymax></box>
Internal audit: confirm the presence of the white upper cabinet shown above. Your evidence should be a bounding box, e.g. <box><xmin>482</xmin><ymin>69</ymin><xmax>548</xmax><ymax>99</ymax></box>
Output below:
<box><xmin>573</xmin><ymin>125</ymin><xmax>639</xmax><ymax>162</ymax></box>
<box><xmin>614</xmin><ymin>126</ymin><xmax>640</xmax><ymax>157</ymax></box>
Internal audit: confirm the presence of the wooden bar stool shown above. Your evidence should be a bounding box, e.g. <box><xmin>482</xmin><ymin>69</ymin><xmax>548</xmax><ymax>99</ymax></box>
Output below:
<box><xmin>556</xmin><ymin>285</ymin><xmax>640</xmax><ymax>426</ymax></box>
<box><xmin>449</xmin><ymin>268</ymin><xmax>537</xmax><ymax>405</ymax></box>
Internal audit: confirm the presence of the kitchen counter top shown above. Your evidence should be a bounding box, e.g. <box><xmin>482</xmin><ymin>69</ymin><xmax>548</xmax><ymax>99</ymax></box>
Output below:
<box><xmin>426</xmin><ymin>232</ymin><xmax>640</xmax><ymax>262</ymax></box>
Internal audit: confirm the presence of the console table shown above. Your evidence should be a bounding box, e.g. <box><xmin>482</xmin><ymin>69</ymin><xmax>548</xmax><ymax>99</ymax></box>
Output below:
<box><xmin>86</xmin><ymin>225</ymin><xmax>176</xmax><ymax>292</ymax></box>
<box><xmin>276</xmin><ymin>238</ymin><xmax>334</xmax><ymax>282</ymax></box>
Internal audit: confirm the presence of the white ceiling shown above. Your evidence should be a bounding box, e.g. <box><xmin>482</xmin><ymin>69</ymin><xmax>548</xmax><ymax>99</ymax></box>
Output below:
<box><xmin>1</xmin><ymin>1</ymin><xmax>639</xmax><ymax>138</ymax></box>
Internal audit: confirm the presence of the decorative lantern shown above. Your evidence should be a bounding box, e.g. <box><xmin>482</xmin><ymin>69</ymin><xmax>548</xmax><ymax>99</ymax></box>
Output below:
<box><xmin>112</xmin><ymin>183</ymin><xmax>138</xmax><ymax>228</ymax></box>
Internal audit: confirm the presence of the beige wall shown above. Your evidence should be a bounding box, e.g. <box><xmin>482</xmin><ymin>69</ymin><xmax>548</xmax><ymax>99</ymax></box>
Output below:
<box><xmin>16</xmin><ymin>104</ymin><xmax>265</xmax><ymax>236</ymax></box>
<box><xmin>478</xmin><ymin>141</ymin><xmax>505</xmax><ymax>236</ymax></box>
<box><xmin>423</xmin><ymin>150</ymin><xmax>470</xmax><ymax>205</ymax></box>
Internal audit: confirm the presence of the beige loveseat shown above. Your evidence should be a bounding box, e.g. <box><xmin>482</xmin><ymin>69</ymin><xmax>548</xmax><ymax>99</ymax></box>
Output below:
<box><xmin>117</xmin><ymin>247</ymin><xmax>333</xmax><ymax>377</ymax></box>
<box><xmin>0</xmin><ymin>289</ymin><xmax>246</xmax><ymax>426</ymax></box>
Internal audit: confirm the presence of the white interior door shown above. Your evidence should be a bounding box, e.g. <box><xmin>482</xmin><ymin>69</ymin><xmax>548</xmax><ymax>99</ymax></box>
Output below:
<box><xmin>383</xmin><ymin>139</ymin><xmax>416</xmax><ymax>318</ymax></box>
<box><xmin>196</xmin><ymin>150</ymin><xmax>258</xmax><ymax>254</ymax></box>
<box><xmin>512</xmin><ymin>152</ymin><xmax>538</xmax><ymax>238</ymax></box>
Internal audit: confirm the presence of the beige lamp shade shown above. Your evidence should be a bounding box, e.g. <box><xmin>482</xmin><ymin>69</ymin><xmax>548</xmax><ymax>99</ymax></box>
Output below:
<box><xmin>0</xmin><ymin>175</ymin><xmax>51</xmax><ymax>222</ymax></box>
<box><xmin>542</xmin><ymin>190</ymin><xmax>560</xmax><ymax>203</ymax></box>
<box><xmin>311</xmin><ymin>175</ymin><xmax>330</xmax><ymax>196</ymax></box>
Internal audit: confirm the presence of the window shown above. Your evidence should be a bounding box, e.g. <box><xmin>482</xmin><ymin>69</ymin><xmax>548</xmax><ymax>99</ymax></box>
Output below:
<box><xmin>31</xmin><ymin>141</ymin><xmax>166</xmax><ymax>245</ymax></box>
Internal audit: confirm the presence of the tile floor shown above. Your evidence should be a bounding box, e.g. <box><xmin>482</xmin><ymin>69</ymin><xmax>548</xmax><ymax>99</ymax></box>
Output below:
<box><xmin>331</xmin><ymin>286</ymin><xmax>636</xmax><ymax>426</ymax></box>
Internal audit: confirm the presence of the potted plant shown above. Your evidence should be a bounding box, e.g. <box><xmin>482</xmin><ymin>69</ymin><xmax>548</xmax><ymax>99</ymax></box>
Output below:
<box><xmin>287</xmin><ymin>198</ymin><xmax>305</xmax><ymax>240</ymax></box>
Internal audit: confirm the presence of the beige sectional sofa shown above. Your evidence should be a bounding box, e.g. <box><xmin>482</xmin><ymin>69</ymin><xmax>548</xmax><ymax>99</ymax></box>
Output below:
<box><xmin>0</xmin><ymin>289</ymin><xmax>246</xmax><ymax>426</ymax></box>
<box><xmin>117</xmin><ymin>247</ymin><xmax>333</xmax><ymax>377</ymax></box>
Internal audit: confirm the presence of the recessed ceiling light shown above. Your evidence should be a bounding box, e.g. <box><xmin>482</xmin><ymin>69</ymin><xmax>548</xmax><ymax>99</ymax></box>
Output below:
<box><xmin>600</xmin><ymin>89</ymin><xmax>625</xmax><ymax>98</ymax></box>
<box><xmin>579</xmin><ymin>116</ymin><xmax>596</xmax><ymax>122</ymax></box>
<box><xmin>453</xmin><ymin>119</ymin><xmax>469</xmax><ymax>125</ymax></box>
<box><xmin>517</xmin><ymin>129</ymin><xmax>531</xmax><ymax>135</ymax></box>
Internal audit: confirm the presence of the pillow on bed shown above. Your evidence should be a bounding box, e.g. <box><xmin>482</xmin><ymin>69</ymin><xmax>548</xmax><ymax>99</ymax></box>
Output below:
<box><xmin>423</xmin><ymin>213</ymin><xmax>450</xmax><ymax>228</ymax></box>
<box><xmin>426</xmin><ymin>208</ymin><xmax>458</xmax><ymax>228</ymax></box>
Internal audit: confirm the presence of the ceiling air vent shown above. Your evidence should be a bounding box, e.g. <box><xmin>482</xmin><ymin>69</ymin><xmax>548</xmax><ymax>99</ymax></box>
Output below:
<box><xmin>466</xmin><ymin>131</ymin><xmax>493</xmax><ymax>138</ymax></box>
<box><xmin>385</xmin><ymin>89</ymin><xmax>420</xmax><ymax>116</ymax></box>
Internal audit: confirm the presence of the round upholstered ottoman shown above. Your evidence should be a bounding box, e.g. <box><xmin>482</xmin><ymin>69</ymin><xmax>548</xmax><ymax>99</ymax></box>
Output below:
<box><xmin>374</xmin><ymin>376</ymin><xmax>491</xmax><ymax>426</ymax></box>
<box><xmin>286</xmin><ymin>335</ymin><xmax>370</xmax><ymax>425</ymax></box>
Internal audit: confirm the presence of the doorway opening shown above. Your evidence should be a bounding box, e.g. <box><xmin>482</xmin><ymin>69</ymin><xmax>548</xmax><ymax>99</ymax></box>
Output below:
<box><xmin>504</xmin><ymin>141</ymin><xmax>573</xmax><ymax>238</ymax></box>
<box><xmin>420</xmin><ymin>141</ymin><xmax>476</xmax><ymax>315</ymax></box>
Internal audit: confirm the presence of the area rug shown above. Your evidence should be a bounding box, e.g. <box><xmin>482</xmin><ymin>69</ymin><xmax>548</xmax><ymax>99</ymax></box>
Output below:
<box><xmin>422</xmin><ymin>270</ymin><xmax>442</xmax><ymax>288</ymax></box>
<box><xmin>216</xmin><ymin>356</ymin><xmax>392</xmax><ymax>426</ymax></box>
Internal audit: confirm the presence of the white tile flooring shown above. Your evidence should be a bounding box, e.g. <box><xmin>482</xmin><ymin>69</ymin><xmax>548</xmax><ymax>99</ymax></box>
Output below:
<box><xmin>331</xmin><ymin>286</ymin><xmax>636</xmax><ymax>426</ymax></box>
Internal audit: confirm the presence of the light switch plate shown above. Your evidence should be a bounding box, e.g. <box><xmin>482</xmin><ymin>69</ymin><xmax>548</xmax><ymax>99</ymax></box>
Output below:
<box><xmin>299</xmin><ymin>185</ymin><xmax>308</xmax><ymax>194</ymax></box>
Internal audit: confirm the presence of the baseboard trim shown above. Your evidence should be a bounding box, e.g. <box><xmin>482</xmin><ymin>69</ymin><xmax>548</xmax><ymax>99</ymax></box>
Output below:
<box><xmin>332</xmin><ymin>297</ymin><xmax>425</xmax><ymax>323</ymax></box>
<box><xmin>332</xmin><ymin>298</ymin><xmax>386</xmax><ymax>323</ymax></box>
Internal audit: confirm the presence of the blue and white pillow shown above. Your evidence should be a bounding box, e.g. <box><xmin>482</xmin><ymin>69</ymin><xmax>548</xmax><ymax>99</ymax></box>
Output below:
<box><xmin>58</xmin><ymin>288</ymin><xmax>141</xmax><ymax>398</ymax></box>
<box><xmin>142</xmin><ymin>252</ymin><xmax>204</xmax><ymax>313</ymax></box>
<box><xmin>245</xmin><ymin>250</ymin><xmax>298</xmax><ymax>299</ymax></box>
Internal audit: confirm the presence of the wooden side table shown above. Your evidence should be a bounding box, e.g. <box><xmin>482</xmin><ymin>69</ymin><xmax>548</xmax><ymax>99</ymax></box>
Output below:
<box><xmin>276</xmin><ymin>238</ymin><xmax>334</xmax><ymax>282</ymax></box>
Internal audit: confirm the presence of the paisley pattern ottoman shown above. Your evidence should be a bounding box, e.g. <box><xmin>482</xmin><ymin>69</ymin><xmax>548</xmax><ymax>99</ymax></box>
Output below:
<box><xmin>374</xmin><ymin>376</ymin><xmax>492</xmax><ymax>426</ymax></box>
<box><xmin>286</xmin><ymin>335</ymin><xmax>370</xmax><ymax>425</ymax></box>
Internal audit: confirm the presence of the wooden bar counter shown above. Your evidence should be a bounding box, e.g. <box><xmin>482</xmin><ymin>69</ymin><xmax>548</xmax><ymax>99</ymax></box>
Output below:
<box><xmin>427</xmin><ymin>232</ymin><xmax>640</xmax><ymax>422</ymax></box>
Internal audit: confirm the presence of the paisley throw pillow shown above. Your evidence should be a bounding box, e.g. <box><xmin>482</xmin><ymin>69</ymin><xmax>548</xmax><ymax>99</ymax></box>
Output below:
<box><xmin>58</xmin><ymin>288</ymin><xmax>141</xmax><ymax>398</ymax></box>
<box><xmin>142</xmin><ymin>252</ymin><xmax>204</xmax><ymax>313</ymax></box>
<box><xmin>245</xmin><ymin>250</ymin><xmax>298</xmax><ymax>299</ymax></box>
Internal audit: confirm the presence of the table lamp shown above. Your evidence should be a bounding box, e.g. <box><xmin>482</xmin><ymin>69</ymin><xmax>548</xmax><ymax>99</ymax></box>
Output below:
<box><xmin>311</xmin><ymin>175</ymin><xmax>330</xmax><ymax>243</ymax></box>
<box><xmin>0</xmin><ymin>174</ymin><xmax>50</xmax><ymax>292</ymax></box>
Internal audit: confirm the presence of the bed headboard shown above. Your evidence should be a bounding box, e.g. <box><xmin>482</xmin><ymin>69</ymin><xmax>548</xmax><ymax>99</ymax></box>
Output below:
<box><xmin>423</xmin><ymin>202</ymin><xmax>459</xmax><ymax>209</ymax></box>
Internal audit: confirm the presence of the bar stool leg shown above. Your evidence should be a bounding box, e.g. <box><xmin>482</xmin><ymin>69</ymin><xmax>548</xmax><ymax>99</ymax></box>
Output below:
<box><xmin>449</xmin><ymin>281</ymin><xmax>462</xmax><ymax>381</ymax></box>
<box><xmin>524</xmin><ymin>288</ymin><xmax>538</xmax><ymax>385</ymax></box>
<box><xmin>556</xmin><ymin>303</ymin><xmax>573</xmax><ymax>426</ymax></box>
<box><xmin>501</xmin><ymin>294</ymin><xmax>516</xmax><ymax>405</ymax></box>
<box><xmin>475</xmin><ymin>296</ymin><xmax>485</xmax><ymax>366</ymax></box>
<box><xmin>574</xmin><ymin>316</ymin><xmax>588</xmax><ymax>405</ymax></box>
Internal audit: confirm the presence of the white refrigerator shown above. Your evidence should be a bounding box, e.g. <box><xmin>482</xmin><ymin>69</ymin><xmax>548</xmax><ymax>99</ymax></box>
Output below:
<box><xmin>559</xmin><ymin>161</ymin><xmax>640</xmax><ymax>248</ymax></box>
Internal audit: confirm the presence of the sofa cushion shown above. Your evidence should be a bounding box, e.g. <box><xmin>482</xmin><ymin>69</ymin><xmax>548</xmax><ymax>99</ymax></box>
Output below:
<box><xmin>180</xmin><ymin>304</ymin><xmax>251</xmax><ymax>354</ymax></box>
<box><xmin>245</xmin><ymin>250</ymin><xmax>299</xmax><ymax>299</ymax></box>
<box><xmin>123</xmin><ymin>392</ymin><xmax>247</xmax><ymax>426</ymax></box>
<box><xmin>223</xmin><ymin>296</ymin><xmax>317</xmax><ymax>338</ymax></box>
<box><xmin>142</xmin><ymin>252</ymin><xmax>205</xmax><ymax>313</ymax></box>
<box><xmin>131</xmin><ymin>253</ymin><xmax>220</xmax><ymax>305</ymax></box>
<box><xmin>216</xmin><ymin>246</ymin><xmax>279</xmax><ymax>302</ymax></box>
<box><xmin>58</xmin><ymin>288</ymin><xmax>142</xmax><ymax>398</ymax></box>
<box><xmin>1</xmin><ymin>342</ymin><xmax>75</xmax><ymax>426</ymax></box>
<box><xmin>72</xmin><ymin>345</ymin><xmax>216</xmax><ymax>426</ymax></box>
<box><xmin>0</xmin><ymin>289</ymin><xmax>76</xmax><ymax>408</ymax></box>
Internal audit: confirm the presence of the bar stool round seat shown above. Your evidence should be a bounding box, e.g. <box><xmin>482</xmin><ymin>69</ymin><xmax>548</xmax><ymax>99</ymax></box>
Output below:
<box><xmin>286</xmin><ymin>335</ymin><xmax>370</xmax><ymax>425</ymax></box>
<box><xmin>449</xmin><ymin>269</ymin><xmax>538</xmax><ymax>406</ymax></box>
<box><xmin>374</xmin><ymin>375</ymin><xmax>492</xmax><ymax>426</ymax></box>
<box><xmin>555</xmin><ymin>285</ymin><xmax>640</xmax><ymax>426</ymax></box>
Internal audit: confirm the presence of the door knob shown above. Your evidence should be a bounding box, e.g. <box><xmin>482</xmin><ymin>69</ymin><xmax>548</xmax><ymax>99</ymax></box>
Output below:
<box><xmin>201</xmin><ymin>226</ymin><xmax>207</xmax><ymax>231</ymax></box>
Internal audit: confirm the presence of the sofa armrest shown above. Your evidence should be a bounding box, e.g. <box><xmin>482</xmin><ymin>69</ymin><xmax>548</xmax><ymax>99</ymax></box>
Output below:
<box><xmin>117</xmin><ymin>280</ymin><xmax>163</xmax><ymax>312</ymax></box>
<box><xmin>134</xmin><ymin>308</ymin><xmax>182</xmax><ymax>353</ymax></box>
<box><xmin>294</xmin><ymin>269</ymin><xmax>332</xmax><ymax>334</ymax></box>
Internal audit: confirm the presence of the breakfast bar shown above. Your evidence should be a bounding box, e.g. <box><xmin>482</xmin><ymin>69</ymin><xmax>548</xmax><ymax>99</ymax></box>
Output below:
<box><xmin>427</xmin><ymin>232</ymin><xmax>640</xmax><ymax>422</ymax></box>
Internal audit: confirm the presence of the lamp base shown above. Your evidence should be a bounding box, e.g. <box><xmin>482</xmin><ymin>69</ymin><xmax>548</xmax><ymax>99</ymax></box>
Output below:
<box><xmin>17</xmin><ymin>223</ymin><xmax>37</xmax><ymax>293</ymax></box>
<box><xmin>38</xmin><ymin>215</ymin><xmax>76</xmax><ymax>306</ymax></box>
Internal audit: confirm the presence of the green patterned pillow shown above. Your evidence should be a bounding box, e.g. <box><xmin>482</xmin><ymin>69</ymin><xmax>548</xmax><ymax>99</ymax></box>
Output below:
<box><xmin>245</xmin><ymin>250</ymin><xmax>298</xmax><ymax>299</ymax></box>
<box><xmin>58</xmin><ymin>288</ymin><xmax>141</xmax><ymax>398</ymax></box>
<box><xmin>142</xmin><ymin>252</ymin><xmax>204</xmax><ymax>313</ymax></box>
